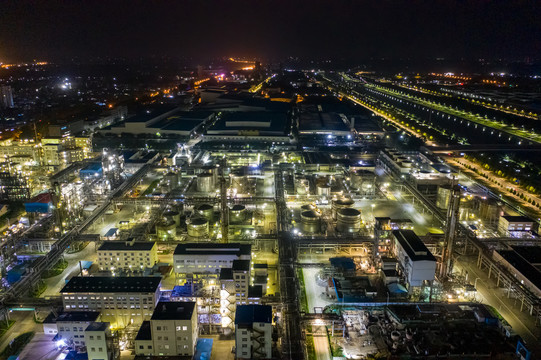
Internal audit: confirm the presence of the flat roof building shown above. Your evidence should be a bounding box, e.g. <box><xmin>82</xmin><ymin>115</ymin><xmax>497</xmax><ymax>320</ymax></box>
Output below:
<box><xmin>235</xmin><ymin>305</ymin><xmax>273</xmax><ymax>359</ymax></box>
<box><xmin>392</xmin><ymin>230</ymin><xmax>436</xmax><ymax>290</ymax></box>
<box><xmin>97</xmin><ymin>240</ymin><xmax>158</xmax><ymax>272</ymax></box>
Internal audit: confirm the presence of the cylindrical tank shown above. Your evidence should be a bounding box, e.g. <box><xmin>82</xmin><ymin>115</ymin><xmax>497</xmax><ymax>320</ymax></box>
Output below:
<box><xmin>230</xmin><ymin>204</ymin><xmax>247</xmax><ymax>223</ymax></box>
<box><xmin>156</xmin><ymin>219</ymin><xmax>177</xmax><ymax>239</ymax></box>
<box><xmin>332</xmin><ymin>198</ymin><xmax>355</xmax><ymax>220</ymax></box>
<box><xmin>478</xmin><ymin>198</ymin><xmax>502</xmax><ymax>223</ymax></box>
<box><xmin>316</xmin><ymin>183</ymin><xmax>331</xmax><ymax>197</ymax></box>
<box><xmin>301</xmin><ymin>210</ymin><xmax>321</xmax><ymax>234</ymax></box>
<box><xmin>336</xmin><ymin>208</ymin><xmax>362</xmax><ymax>233</ymax></box>
<box><xmin>230</xmin><ymin>171</ymin><xmax>245</xmax><ymax>193</ymax></box>
<box><xmin>164</xmin><ymin>210</ymin><xmax>180</xmax><ymax>226</ymax></box>
<box><xmin>164</xmin><ymin>172</ymin><xmax>179</xmax><ymax>188</ymax></box>
<box><xmin>196</xmin><ymin>173</ymin><xmax>215</xmax><ymax>193</ymax></box>
<box><xmin>301</xmin><ymin>204</ymin><xmax>314</xmax><ymax>212</ymax></box>
<box><xmin>196</xmin><ymin>204</ymin><xmax>214</xmax><ymax>221</ymax></box>
<box><xmin>401</xmin><ymin>161</ymin><xmax>413</xmax><ymax>168</ymax></box>
<box><xmin>187</xmin><ymin>217</ymin><xmax>209</xmax><ymax>238</ymax></box>
<box><xmin>436</xmin><ymin>185</ymin><xmax>452</xmax><ymax>209</ymax></box>
<box><xmin>295</xmin><ymin>176</ymin><xmax>310</xmax><ymax>195</ymax></box>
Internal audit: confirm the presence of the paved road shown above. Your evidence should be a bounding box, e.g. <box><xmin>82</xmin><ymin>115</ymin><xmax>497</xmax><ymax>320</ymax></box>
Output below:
<box><xmin>0</xmin><ymin>311</ymin><xmax>42</xmax><ymax>355</ymax></box>
<box><xmin>313</xmin><ymin>332</ymin><xmax>331</xmax><ymax>360</ymax></box>
<box><xmin>19</xmin><ymin>332</ymin><xmax>61</xmax><ymax>360</ymax></box>
<box><xmin>457</xmin><ymin>256</ymin><xmax>541</xmax><ymax>356</ymax></box>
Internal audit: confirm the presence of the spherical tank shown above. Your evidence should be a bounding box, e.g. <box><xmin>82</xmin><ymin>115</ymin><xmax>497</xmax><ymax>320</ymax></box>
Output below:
<box><xmin>187</xmin><ymin>217</ymin><xmax>209</xmax><ymax>238</ymax></box>
<box><xmin>196</xmin><ymin>173</ymin><xmax>215</xmax><ymax>193</ymax></box>
<box><xmin>301</xmin><ymin>210</ymin><xmax>321</xmax><ymax>234</ymax></box>
<box><xmin>332</xmin><ymin>198</ymin><xmax>355</xmax><ymax>220</ymax></box>
<box><xmin>336</xmin><ymin>208</ymin><xmax>362</xmax><ymax>233</ymax></box>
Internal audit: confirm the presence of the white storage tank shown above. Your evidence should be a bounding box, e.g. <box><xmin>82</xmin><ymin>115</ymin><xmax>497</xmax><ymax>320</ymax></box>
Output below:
<box><xmin>336</xmin><ymin>208</ymin><xmax>362</xmax><ymax>233</ymax></box>
<box><xmin>187</xmin><ymin>217</ymin><xmax>209</xmax><ymax>238</ymax></box>
<box><xmin>196</xmin><ymin>173</ymin><xmax>215</xmax><ymax>193</ymax></box>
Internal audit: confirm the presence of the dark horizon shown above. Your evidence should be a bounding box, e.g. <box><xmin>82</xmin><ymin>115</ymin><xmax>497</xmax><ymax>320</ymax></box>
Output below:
<box><xmin>1</xmin><ymin>0</ymin><xmax>541</xmax><ymax>64</ymax></box>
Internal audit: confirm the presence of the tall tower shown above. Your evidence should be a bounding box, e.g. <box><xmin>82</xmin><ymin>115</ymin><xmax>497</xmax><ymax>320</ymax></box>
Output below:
<box><xmin>0</xmin><ymin>85</ymin><xmax>14</xmax><ymax>109</ymax></box>
<box><xmin>440</xmin><ymin>183</ymin><xmax>461</xmax><ymax>279</ymax></box>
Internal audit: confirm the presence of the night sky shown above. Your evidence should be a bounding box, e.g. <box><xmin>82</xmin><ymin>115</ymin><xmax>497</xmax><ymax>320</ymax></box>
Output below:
<box><xmin>1</xmin><ymin>0</ymin><xmax>540</xmax><ymax>62</ymax></box>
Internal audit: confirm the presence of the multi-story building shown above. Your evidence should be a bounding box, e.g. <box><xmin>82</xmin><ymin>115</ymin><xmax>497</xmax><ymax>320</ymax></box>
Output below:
<box><xmin>60</xmin><ymin>276</ymin><xmax>162</xmax><ymax>328</ymax></box>
<box><xmin>173</xmin><ymin>243</ymin><xmax>251</xmax><ymax>279</ymax></box>
<box><xmin>219</xmin><ymin>260</ymin><xmax>263</xmax><ymax>328</ymax></box>
<box><xmin>97</xmin><ymin>240</ymin><xmax>158</xmax><ymax>272</ymax></box>
<box><xmin>43</xmin><ymin>311</ymin><xmax>101</xmax><ymax>349</ymax></box>
<box><xmin>235</xmin><ymin>305</ymin><xmax>273</xmax><ymax>359</ymax></box>
<box><xmin>392</xmin><ymin>230</ymin><xmax>436</xmax><ymax>292</ymax></box>
<box><xmin>85</xmin><ymin>322</ymin><xmax>113</xmax><ymax>360</ymax></box>
<box><xmin>134</xmin><ymin>301</ymin><xmax>198</xmax><ymax>357</ymax></box>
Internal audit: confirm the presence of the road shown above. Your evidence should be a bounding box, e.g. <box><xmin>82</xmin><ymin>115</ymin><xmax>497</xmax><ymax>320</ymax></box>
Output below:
<box><xmin>456</xmin><ymin>256</ymin><xmax>541</xmax><ymax>356</ymax></box>
<box><xmin>313</xmin><ymin>332</ymin><xmax>331</xmax><ymax>360</ymax></box>
<box><xmin>19</xmin><ymin>332</ymin><xmax>62</xmax><ymax>360</ymax></box>
<box><xmin>0</xmin><ymin>311</ymin><xmax>43</xmax><ymax>355</ymax></box>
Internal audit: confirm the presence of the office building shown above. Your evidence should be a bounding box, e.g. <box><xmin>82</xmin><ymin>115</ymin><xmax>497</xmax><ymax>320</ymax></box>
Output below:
<box><xmin>60</xmin><ymin>276</ymin><xmax>162</xmax><ymax>328</ymax></box>
<box><xmin>97</xmin><ymin>240</ymin><xmax>158</xmax><ymax>272</ymax></box>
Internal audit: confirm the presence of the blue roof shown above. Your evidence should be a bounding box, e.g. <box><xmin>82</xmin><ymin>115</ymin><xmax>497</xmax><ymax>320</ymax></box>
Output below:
<box><xmin>235</xmin><ymin>305</ymin><xmax>272</xmax><ymax>324</ymax></box>
<box><xmin>329</xmin><ymin>257</ymin><xmax>356</xmax><ymax>271</ymax></box>
<box><xmin>194</xmin><ymin>338</ymin><xmax>213</xmax><ymax>360</ymax></box>
<box><xmin>388</xmin><ymin>283</ymin><xmax>408</xmax><ymax>294</ymax></box>
<box><xmin>104</xmin><ymin>228</ymin><xmax>118</xmax><ymax>237</ymax></box>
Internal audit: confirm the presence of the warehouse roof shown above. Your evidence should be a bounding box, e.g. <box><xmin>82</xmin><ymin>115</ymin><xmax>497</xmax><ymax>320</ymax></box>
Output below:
<box><xmin>98</xmin><ymin>241</ymin><xmax>155</xmax><ymax>251</ymax></box>
<box><xmin>393</xmin><ymin>230</ymin><xmax>436</xmax><ymax>262</ymax></box>
<box><xmin>174</xmin><ymin>243</ymin><xmax>251</xmax><ymax>256</ymax></box>
<box><xmin>61</xmin><ymin>276</ymin><xmax>161</xmax><ymax>293</ymax></box>
<box><xmin>56</xmin><ymin>311</ymin><xmax>101</xmax><ymax>323</ymax></box>
<box><xmin>235</xmin><ymin>305</ymin><xmax>272</xmax><ymax>325</ymax></box>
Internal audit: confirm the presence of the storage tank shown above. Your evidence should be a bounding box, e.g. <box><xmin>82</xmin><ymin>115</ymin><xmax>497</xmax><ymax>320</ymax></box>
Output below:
<box><xmin>187</xmin><ymin>217</ymin><xmax>209</xmax><ymax>238</ymax></box>
<box><xmin>436</xmin><ymin>185</ymin><xmax>452</xmax><ymax>209</ymax></box>
<box><xmin>196</xmin><ymin>173</ymin><xmax>215</xmax><ymax>193</ymax></box>
<box><xmin>301</xmin><ymin>210</ymin><xmax>321</xmax><ymax>234</ymax></box>
<box><xmin>230</xmin><ymin>204</ymin><xmax>247</xmax><ymax>224</ymax></box>
<box><xmin>479</xmin><ymin>198</ymin><xmax>502</xmax><ymax>223</ymax></box>
<box><xmin>230</xmin><ymin>171</ymin><xmax>245</xmax><ymax>193</ymax></box>
<box><xmin>196</xmin><ymin>204</ymin><xmax>214</xmax><ymax>221</ymax></box>
<box><xmin>401</xmin><ymin>161</ymin><xmax>413</xmax><ymax>168</ymax></box>
<box><xmin>332</xmin><ymin>198</ymin><xmax>355</xmax><ymax>220</ymax></box>
<box><xmin>164</xmin><ymin>210</ymin><xmax>181</xmax><ymax>226</ymax></box>
<box><xmin>156</xmin><ymin>219</ymin><xmax>177</xmax><ymax>239</ymax></box>
<box><xmin>295</xmin><ymin>175</ymin><xmax>310</xmax><ymax>195</ymax></box>
<box><xmin>301</xmin><ymin>204</ymin><xmax>315</xmax><ymax>212</ymax></box>
<box><xmin>336</xmin><ymin>208</ymin><xmax>362</xmax><ymax>233</ymax></box>
<box><xmin>316</xmin><ymin>183</ymin><xmax>331</xmax><ymax>197</ymax></box>
<box><xmin>164</xmin><ymin>172</ymin><xmax>179</xmax><ymax>189</ymax></box>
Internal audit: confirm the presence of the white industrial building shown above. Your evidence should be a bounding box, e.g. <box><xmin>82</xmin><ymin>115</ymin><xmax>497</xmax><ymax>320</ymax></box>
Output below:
<box><xmin>392</xmin><ymin>230</ymin><xmax>436</xmax><ymax>291</ymax></box>
<box><xmin>173</xmin><ymin>243</ymin><xmax>251</xmax><ymax>278</ymax></box>
<box><xmin>235</xmin><ymin>305</ymin><xmax>273</xmax><ymax>359</ymax></box>
<box><xmin>97</xmin><ymin>240</ymin><xmax>158</xmax><ymax>272</ymax></box>
<box><xmin>134</xmin><ymin>301</ymin><xmax>198</xmax><ymax>357</ymax></box>
<box><xmin>60</xmin><ymin>276</ymin><xmax>162</xmax><ymax>328</ymax></box>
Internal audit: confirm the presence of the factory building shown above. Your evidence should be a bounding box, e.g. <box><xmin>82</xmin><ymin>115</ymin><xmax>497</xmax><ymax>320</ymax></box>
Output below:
<box><xmin>97</xmin><ymin>240</ymin><xmax>158</xmax><ymax>272</ymax></box>
<box><xmin>497</xmin><ymin>215</ymin><xmax>536</xmax><ymax>237</ymax></box>
<box><xmin>392</xmin><ymin>230</ymin><xmax>436</xmax><ymax>291</ymax></box>
<box><xmin>134</xmin><ymin>301</ymin><xmax>198</xmax><ymax>357</ymax></box>
<box><xmin>60</xmin><ymin>276</ymin><xmax>162</xmax><ymax>328</ymax></box>
<box><xmin>43</xmin><ymin>311</ymin><xmax>101</xmax><ymax>348</ymax></box>
<box><xmin>493</xmin><ymin>246</ymin><xmax>541</xmax><ymax>298</ymax></box>
<box><xmin>173</xmin><ymin>243</ymin><xmax>251</xmax><ymax>279</ymax></box>
<box><xmin>235</xmin><ymin>305</ymin><xmax>273</xmax><ymax>359</ymax></box>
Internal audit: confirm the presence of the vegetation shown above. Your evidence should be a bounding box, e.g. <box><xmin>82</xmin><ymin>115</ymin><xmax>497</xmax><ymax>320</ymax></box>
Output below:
<box><xmin>0</xmin><ymin>320</ymin><xmax>15</xmax><ymax>339</ymax></box>
<box><xmin>297</xmin><ymin>268</ymin><xmax>309</xmax><ymax>313</ymax></box>
<box><xmin>0</xmin><ymin>331</ymin><xmax>34</xmax><ymax>360</ymax></box>
<box><xmin>305</xmin><ymin>325</ymin><xmax>316</xmax><ymax>360</ymax></box>
<box><xmin>42</xmin><ymin>259</ymin><xmax>68</xmax><ymax>278</ymax></box>
<box><xmin>0</xmin><ymin>202</ymin><xmax>25</xmax><ymax>229</ymax></box>
<box><xmin>141</xmin><ymin>179</ymin><xmax>161</xmax><ymax>196</ymax></box>
<box><xmin>30</xmin><ymin>280</ymin><xmax>47</xmax><ymax>298</ymax></box>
